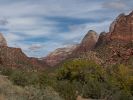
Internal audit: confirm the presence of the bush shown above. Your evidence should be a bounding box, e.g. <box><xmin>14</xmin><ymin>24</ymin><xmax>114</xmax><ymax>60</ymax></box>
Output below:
<box><xmin>56</xmin><ymin>59</ymin><xmax>107</xmax><ymax>99</ymax></box>
<box><xmin>0</xmin><ymin>67</ymin><xmax>13</xmax><ymax>76</ymax></box>
<box><xmin>10</xmin><ymin>71</ymin><xmax>29</xmax><ymax>87</ymax></box>
<box><xmin>54</xmin><ymin>81</ymin><xmax>77</xmax><ymax>100</ymax></box>
<box><xmin>24</xmin><ymin>86</ymin><xmax>63</xmax><ymax>100</ymax></box>
<box><xmin>56</xmin><ymin>59</ymin><xmax>133</xmax><ymax>100</ymax></box>
<box><xmin>57</xmin><ymin>59</ymin><xmax>105</xmax><ymax>82</ymax></box>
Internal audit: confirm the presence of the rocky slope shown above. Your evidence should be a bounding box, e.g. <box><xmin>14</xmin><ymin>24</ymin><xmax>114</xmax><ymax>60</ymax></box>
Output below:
<box><xmin>0</xmin><ymin>46</ymin><xmax>46</xmax><ymax>70</ymax></box>
<box><xmin>43</xmin><ymin>45</ymin><xmax>78</xmax><ymax>66</ymax></box>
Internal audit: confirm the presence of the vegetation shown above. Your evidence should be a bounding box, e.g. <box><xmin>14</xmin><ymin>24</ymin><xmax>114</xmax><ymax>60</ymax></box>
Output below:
<box><xmin>0</xmin><ymin>59</ymin><xmax>133</xmax><ymax>100</ymax></box>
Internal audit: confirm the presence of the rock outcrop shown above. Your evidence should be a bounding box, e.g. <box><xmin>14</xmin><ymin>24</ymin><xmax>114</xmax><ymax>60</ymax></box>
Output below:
<box><xmin>43</xmin><ymin>45</ymin><xmax>78</xmax><ymax>66</ymax></box>
<box><xmin>79</xmin><ymin>30</ymin><xmax>98</xmax><ymax>51</ymax></box>
<box><xmin>0</xmin><ymin>33</ymin><xmax>7</xmax><ymax>46</ymax></box>
<box><xmin>72</xmin><ymin>30</ymin><xmax>98</xmax><ymax>56</ymax></box>
<box><xmin>109</xmin><ymin>11</ymin><xmax>133</xmax><ymax>42</ymax></box>
<box><xmin>95</xmin><ymin>11</ymin><xmax>133</xmax><ymax>66</ymax></box>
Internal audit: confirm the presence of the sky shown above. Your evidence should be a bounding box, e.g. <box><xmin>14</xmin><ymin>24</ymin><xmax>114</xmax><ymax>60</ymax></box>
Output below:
<box><xmin>0</xmin><ymin>0</ymin><xmax>132</xmax><ymax>58</ymax></box>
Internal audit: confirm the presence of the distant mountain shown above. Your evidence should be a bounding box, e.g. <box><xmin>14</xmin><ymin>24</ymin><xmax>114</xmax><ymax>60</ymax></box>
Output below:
<box><xmin>43</xmin><ymin>45</ymin><xmax>78</xmax><ymax>66</ymax></box>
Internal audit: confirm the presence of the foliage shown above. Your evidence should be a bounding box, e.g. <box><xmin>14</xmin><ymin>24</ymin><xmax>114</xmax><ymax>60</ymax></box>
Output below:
<box><xmin>0</xmin><ymin>66</ymin><xmax>13</xmax><ymax>76</ymax></box>
<box><xmin>56</xmin><ymin>59</ymin><xmax>133</xmax><ymax>100</ymax></box>
<box><xmin>0</xmin><ymin>59</ymin><xmax>133</xmax><ymax>100</ymax></box>
<box><xmin>10</xmin><ymin>70</ymin><xmax>30</xmax><ymax>87</ymax></box>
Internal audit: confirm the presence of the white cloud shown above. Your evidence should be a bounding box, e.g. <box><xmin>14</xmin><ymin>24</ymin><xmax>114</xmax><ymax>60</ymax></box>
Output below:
<box><xmin>28</xmin><ymin>44</ymin><xmax>43</xmax><ymax>51</ymax></box>
<box><xmin>102</xmin><ymin>1</ymin><xmax>126</xmax><ymax>10</ymax></box>
<box><xmin>5</xmin><ymin>33</ymin><xmax>23</xmax><ymax>42</ymax></box>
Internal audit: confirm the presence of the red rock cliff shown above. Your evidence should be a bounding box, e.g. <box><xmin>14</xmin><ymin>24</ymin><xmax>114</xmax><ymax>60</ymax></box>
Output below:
<box><xmin>109</xmin><ymin>11</ymin><xmax>133</xmax><ymax>42</ymax></box>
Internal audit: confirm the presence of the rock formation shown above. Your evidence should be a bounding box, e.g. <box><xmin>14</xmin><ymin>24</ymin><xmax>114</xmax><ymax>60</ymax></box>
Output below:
<box><xmin>109</xmin><ymin>11</ymin><xmax>133</xmax><ymax>42</ymax></box>
<box><xmin>0</xmin><ymin>33</ymin><xmax>46</xmax><ymax>69</ymax></box>
<box><xmin>95</xmin><ymin>11</ymin><xmax>133</xmax><ymax>66</ymax></box>
<box><xmin>0</xmin><ymin>33</ymin><xmax>7</xmax><ymax>46</ymax></box>
<box><xmin>43</xmin><ymin>30</ymin><xmax>99</xmax><ymax>66</ymax></box>
<box><xmin>43</xmin><ymin>45</ymin><xmax>78</xmax><ymax>66</ymax></box>
<box><xmin>0</xmin><ymin>46</ymin><xmax>46</xmax><ymax>69</ymax></box>
<box><xmin>79</xmin><ymin>30</ymin><xmax>98</xmax><ymax>51</ymax></box>
<box><xmin>72</xmin><ymin>30</ymin><xmax>98</xmax><ymax>56</ymax></box>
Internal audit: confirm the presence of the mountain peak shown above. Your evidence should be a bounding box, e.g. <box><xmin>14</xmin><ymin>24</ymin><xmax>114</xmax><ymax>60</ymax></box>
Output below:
<box><xmin>109</xmin><ymin>11</ymin><xmax>133</xmax><ymax>42</ymax></box>
<box><xmin>81</xmin><ymin>30</ymin><xmax>98</xmax><ymax>45</ymax></box>
<box><xmin>0</xmin><ymin>33</ymin><xmax>7</xmax><ymax>46</ymax></box>
<box><xmin>129</xmin><ymin>11</ymin><xmax>133</xmax><ymax>16</ymax></box>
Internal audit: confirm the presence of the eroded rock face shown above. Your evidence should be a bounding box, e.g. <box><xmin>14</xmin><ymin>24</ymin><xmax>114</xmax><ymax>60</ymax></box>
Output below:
<box><xmin>109</xmin><ymin>11</ymin><xmax>133</xmax><ymax>42</ymax></box>
<box><xmin>43</xmin><ymin>45</ymin><xmax>78</xmax><ymax>66</ymax></box>
<box><xmin>0</xmin><ymin>33</ymin><xmax>7</xmax><ymax>46</ymax></box>
<box><xmin>95</xmin><ymin>11</ymin><xmax>133</xmax><ymax>66</ymax></box>
<box><xmin>95</xmin><ymin>32</ymin><xmax>109</xmax><ymax>47</ymax></box>
<box><xmin>74</xmin><ymin>30</ymin><xmax>98</xmax><ymax>54</ymax></box>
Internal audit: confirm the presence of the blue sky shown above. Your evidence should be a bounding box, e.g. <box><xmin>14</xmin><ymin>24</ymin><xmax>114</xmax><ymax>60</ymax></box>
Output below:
<box><xmin>0</xmin><ymin>0</ymin><xmax>132</xmax><ymax>57</ymax></box>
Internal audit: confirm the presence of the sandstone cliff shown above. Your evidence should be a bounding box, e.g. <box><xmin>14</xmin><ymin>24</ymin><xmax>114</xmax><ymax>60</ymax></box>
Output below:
<box><xmin>95</xmin><ymin>11</ymin><xmax>133</xmax><ymax>66</ymax></box>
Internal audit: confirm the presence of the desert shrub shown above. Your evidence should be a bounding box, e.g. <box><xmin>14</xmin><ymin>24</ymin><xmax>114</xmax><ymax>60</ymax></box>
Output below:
<box><xmin>57</xmin><ymin>59</ymin><xmax>105</xmax><ymax>82</ymax></box>
<box><xmin>54</xmin><ymin>80</ymin><xmax>77</xmax><ymax>100</ymax></box>
<box><xmin>105</xmin><ymin>64</ymin><xmax>133</xmax><ymax>100</ymax></box>
<box><xmin>0</xmin><ymin>75</ymin><xmax>27</xmax><ymax>100</ymax></box>
<box><xmin>56</xmin><ymin>59</ymin><xmax>133</xmax><ymax>100</ymax></box>
<box><xmin>10</xmin><ymin>70</ymin><xmax>30</xmax><ymax>87</ymax></box>
<box><xmin>24</xmin><ymin>86</ymin><xmax>63</xmax><ymax>100</ymax></box>
<box><xmin>0</xmin><ymin>67</ymin><xmax>13</xmax><ymax>76</ymax></box>
<box><xmin>56</xmin><ymin>59</ymin><xmax>107</xmax><ymax>99</ymax></box>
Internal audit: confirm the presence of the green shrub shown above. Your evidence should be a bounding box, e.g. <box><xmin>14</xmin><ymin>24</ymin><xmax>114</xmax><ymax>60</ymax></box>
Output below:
<box><xmin>55</xmin><ymin>81</ymin><xmax>77</xmax><ymax>100</ymax></box>
<box><xmin>0</xmin><ymin>67</ymin><xmax>13</xmax><ymax>76</ymax></box>
<box><xmin>10</xmin><ymin>71</ymin><xmax>29</xmax><ymax>87</ymax></box>
<box><xmin>57</xmin><ymin>59</ymin><xmax>105</xmax><ymax>82</ymax></box>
